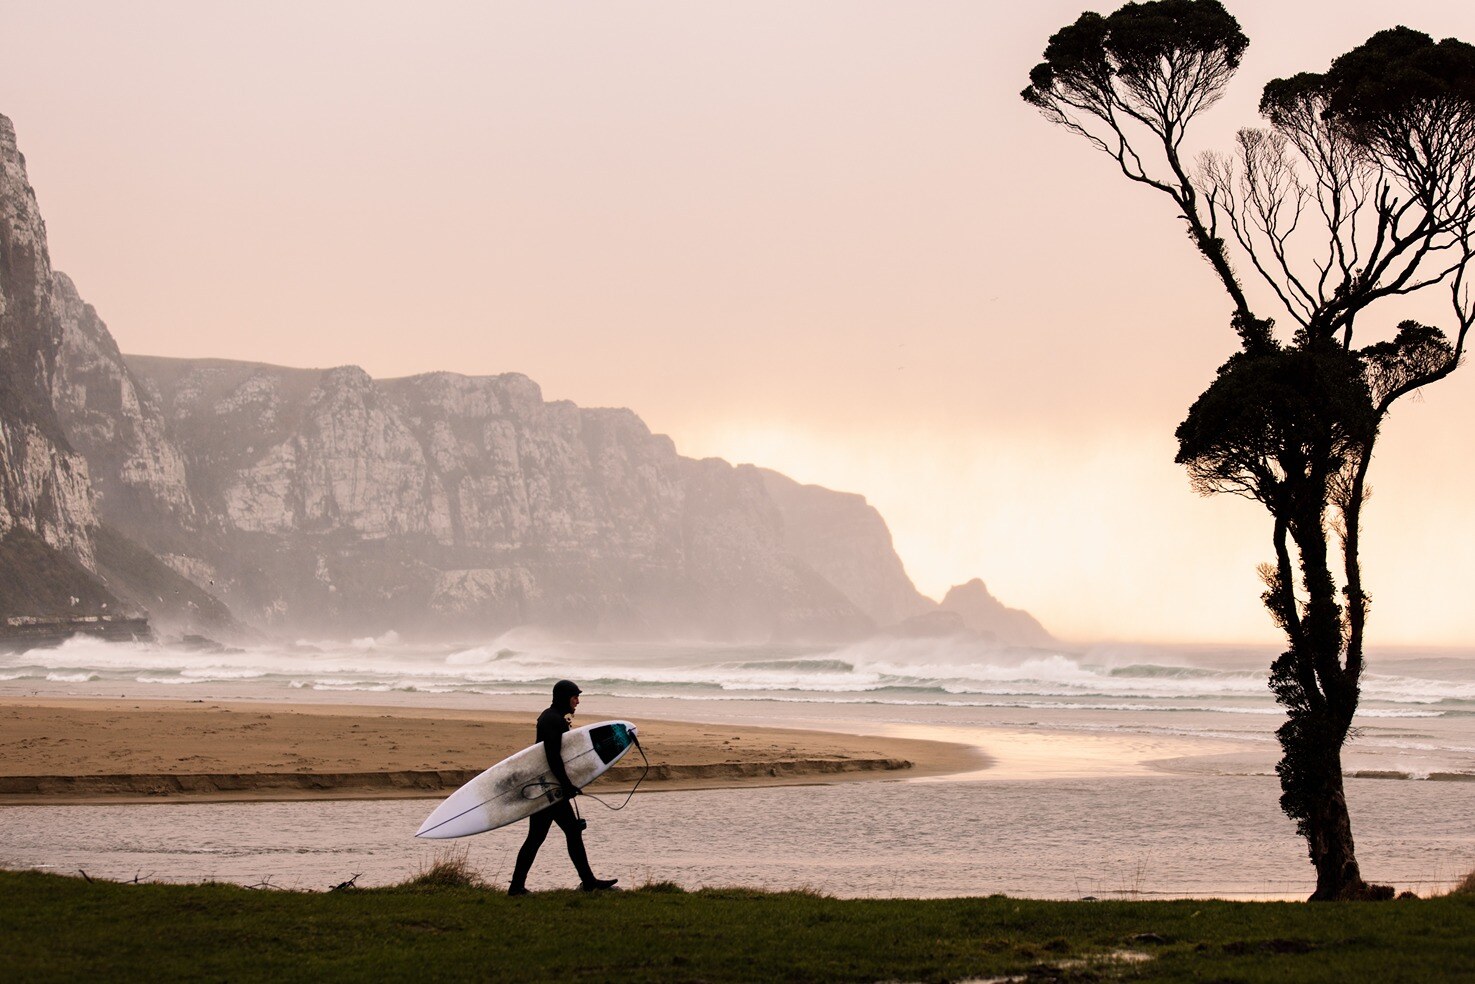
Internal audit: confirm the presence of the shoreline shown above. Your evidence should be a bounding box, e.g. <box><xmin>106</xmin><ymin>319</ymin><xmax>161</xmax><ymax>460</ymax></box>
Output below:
<box><xmin>0</xmin><ymin>695</ymin><xmax>988</xmax><ymax>804</ymax></box>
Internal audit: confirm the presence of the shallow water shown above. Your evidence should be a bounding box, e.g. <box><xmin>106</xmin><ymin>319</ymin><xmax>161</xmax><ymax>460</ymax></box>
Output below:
<box><xmin>3</xmin><ymin>773</ymin><xmax>1470</xmax><ymax>899</ymax></box>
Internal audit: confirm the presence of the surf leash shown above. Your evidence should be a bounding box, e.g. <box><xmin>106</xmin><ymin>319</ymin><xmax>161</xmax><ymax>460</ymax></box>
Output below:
<box><xmin>579</xmin><ymin>733</ymin><xmax>650</xmax><ymax>813</ymax></box>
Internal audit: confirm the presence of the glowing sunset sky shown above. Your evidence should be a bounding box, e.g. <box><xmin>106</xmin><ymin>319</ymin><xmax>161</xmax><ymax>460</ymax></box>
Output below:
<box><xmin>2</xmin><ymin>1</ymin><xmax>1472</xmax><ymax>644</ymax></box>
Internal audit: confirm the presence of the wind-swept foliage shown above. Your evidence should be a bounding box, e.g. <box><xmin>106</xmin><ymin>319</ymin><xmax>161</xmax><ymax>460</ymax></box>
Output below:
<box><xmin>1023</xmin><ymin>0</ymin><xmax>1256</xmax><ymax>335</ymax></box>
<box><xmin>1022</xmin><ymin>0</ymin><xmax>1248</xmax><ymax>161</ymax></box>
<box><xmin>1025</xmin><ymin>5</ymin><xmax>1475</xmax><ymax>900</ymax></box>
<box><xmin>1174</xmin><ymin>346</ymin><xmax>1376</xmax><ymax>505</ymax></box>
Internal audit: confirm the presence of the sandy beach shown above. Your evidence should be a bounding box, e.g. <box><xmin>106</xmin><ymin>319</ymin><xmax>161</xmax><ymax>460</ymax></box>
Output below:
<box><xmin>0</xmin><ymin>697</ymin><xmax>987</xmax><ymax>804</ymax></box>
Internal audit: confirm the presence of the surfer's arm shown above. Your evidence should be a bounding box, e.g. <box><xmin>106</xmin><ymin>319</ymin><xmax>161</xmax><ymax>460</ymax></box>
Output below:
<box><xmin>539</xmin><ymin>719</ymin><xmax>579</xmax><ymax>796</ymax></box>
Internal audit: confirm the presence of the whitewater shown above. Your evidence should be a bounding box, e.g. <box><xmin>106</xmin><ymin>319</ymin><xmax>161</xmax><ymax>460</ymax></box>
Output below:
<box><xmin>4</xmin><ymin>632</ymin><xmax>1472</xmax><ymax>770</ymax></box>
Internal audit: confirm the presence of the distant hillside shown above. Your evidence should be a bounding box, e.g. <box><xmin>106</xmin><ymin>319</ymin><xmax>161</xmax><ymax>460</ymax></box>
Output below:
<box><xmin>938</xmin><ymin>578</ymin><xmax>1054</xmax><ymax>647</ymax></box>
<box><xmin>87</xmin><ymin>353</ymin><xmax>883</xmax><ymax>640</ymax></box>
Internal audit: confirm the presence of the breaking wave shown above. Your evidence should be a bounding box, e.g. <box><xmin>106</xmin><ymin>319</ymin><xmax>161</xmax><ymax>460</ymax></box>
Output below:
<box><xmin>5</xmin><ymin>633</ymin><xmax>1473</xmax><ymax>716</ymax></box>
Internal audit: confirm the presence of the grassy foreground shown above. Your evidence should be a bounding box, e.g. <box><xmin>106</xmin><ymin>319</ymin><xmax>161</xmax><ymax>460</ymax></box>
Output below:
<box><xmin>3</xmin><ymin>869</ymin><xmax>1472</xmax><ymax>983</ymax></box>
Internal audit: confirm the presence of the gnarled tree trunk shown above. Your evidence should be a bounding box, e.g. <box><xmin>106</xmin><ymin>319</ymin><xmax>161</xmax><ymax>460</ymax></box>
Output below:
<box><xmin>1304</xmin><ymin>762</ymin><xmax>1367</xmax><ymax>899</ymax></box>
<box><xmin>1270</xmin><ymin>491</ymin><xmax>1389</xmax><ymax>900</ymax></box>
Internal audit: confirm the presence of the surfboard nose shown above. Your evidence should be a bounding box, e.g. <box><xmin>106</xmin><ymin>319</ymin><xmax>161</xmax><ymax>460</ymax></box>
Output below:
<box><xmin>416</xmin><ymin>801</ymin><xmax>466</xmax><ymax>838</ymax></box>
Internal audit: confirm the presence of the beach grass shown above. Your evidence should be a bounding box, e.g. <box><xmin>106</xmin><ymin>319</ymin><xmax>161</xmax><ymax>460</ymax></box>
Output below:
<box><xmin>4</xmin><ymin>870</ymin><xmax>1473</xmax><ymax>982</ymax></box>
<box><xmin>401</xmin><ymin>844</ymin><xmax>486</xmax><ymax>890</ymax></box>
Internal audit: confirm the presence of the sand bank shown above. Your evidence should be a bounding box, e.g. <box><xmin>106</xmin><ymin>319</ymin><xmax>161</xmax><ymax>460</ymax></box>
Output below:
<box><xmin>0</xmin><ymin>697</ymin><xmax>986</xmax><ymax>804</ymax></box>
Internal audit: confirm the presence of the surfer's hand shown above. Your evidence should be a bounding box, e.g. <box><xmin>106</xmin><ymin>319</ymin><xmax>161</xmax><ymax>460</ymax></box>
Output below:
<box><xmin>561</xmin><ymin>784</ymin><xmax>580</xmax><ymax>799</ymax></box>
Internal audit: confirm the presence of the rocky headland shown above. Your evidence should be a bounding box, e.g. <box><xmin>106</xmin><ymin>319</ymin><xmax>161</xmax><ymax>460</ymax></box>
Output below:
<box><xmin>0</xmin><ymin>112</ymin><xmax>1052</xmax><ymax>647</ymax></box>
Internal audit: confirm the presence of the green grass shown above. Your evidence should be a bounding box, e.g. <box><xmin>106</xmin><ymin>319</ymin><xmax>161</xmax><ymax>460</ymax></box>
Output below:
<box><xmin>3</xmin><ymin>869</ymin><xmax>1472</xmax><ymax>982</ymax></box>
<box><xmin>401</xmin><ymin>844</ymin><xmax>486</xmax><ymax>889</ymax></box>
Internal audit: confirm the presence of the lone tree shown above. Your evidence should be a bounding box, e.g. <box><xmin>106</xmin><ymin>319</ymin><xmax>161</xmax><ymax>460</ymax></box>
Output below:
<box><xmin>1023</xmin><ymin>0</ymin><xmax>1475</xmax><ymax>900</ymax></box>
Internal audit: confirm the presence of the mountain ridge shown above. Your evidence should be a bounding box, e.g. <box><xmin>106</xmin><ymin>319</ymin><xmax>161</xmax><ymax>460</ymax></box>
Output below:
<box><xmin>1</xmin><ymin>110</ymin><xmax>1052</xmax><ymax>647</ymax></box>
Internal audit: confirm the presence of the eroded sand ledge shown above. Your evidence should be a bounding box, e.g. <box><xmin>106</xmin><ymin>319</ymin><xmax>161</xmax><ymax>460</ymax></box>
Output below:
<box><xmin>0</xmin><ymin>697</ymin><xmax>986</xmax><ymax>804</ymax></box>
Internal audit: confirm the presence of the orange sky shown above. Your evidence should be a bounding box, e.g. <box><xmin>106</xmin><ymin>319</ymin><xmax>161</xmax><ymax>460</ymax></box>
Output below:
<box><xmin>3</xmin><ymin>1</ymin><xmax>1472</xmax><ymax>644</ymax></box>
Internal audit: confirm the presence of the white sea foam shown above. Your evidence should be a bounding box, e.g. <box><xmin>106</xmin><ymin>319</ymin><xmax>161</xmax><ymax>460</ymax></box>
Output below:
<box><xmin>43</xmin><ymin>671</ymin><xmax>99</xmax><ymax>682</ymax></box>
<box><xmin>5</xmin><ymin>637</ymin><xmax>1472</xmax><ymax>726</ymax></box>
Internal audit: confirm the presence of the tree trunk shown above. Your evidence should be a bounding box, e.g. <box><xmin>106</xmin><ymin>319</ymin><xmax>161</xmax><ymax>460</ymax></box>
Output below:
<box><xmin>1302</xmin><ymin>747</ymin><xmax>1371</xmax><ymax>899</ymax></box>
<box><xmin>1279</xmin><ymin>498</ymin><xmax>1392</xmax><ymax>901</ymax></box>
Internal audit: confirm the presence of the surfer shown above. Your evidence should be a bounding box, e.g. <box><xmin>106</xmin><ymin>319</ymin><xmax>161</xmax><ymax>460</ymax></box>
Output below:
<box><xmin>507</xmin><ymin>679</ymin><xmax>620</xmax><ymax>895</ymax></box>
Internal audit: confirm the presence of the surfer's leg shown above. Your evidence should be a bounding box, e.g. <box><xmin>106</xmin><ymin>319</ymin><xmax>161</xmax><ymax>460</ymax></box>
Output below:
<box><xmin>509</xmin><ymin>809</ymin><xmax>555</xmax><ymax>893</ymax></box>
<box><xmin>550</xmin><ymin>800</ymin><xmax>597</xmax><ymax>884</ymax></box>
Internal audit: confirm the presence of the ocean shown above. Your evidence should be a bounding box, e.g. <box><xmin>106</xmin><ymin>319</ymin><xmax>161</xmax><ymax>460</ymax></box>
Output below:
<box><xmin>3</xmin><ymin>633</ymin><xmax>1473</xmax><ymax>898</ymax></box>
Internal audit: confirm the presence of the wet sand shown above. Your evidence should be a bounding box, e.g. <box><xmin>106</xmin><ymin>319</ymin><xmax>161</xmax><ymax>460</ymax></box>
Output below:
<box><xmin>0</xmin><ymin>697</ymin><xmax>987</xmax><ymax>804</ymax></box>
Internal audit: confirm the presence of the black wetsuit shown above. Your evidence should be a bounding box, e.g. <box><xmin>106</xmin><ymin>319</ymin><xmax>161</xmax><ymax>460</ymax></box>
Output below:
<box><xmin>508</xmin><ymin>704</ymin><xmax>595</xmax><ymax>890</ymax></box>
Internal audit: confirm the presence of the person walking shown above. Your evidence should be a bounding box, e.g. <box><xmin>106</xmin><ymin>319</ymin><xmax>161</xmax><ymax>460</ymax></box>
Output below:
<box><xmin>507</xmin><ymin>680</ymin><xmax>619</xmax><ymax>895</ymax></box>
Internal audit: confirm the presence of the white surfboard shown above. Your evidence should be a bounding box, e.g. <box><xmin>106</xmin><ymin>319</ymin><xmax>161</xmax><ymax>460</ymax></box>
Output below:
<box><xmin>415</xmin><ymin>720</ymin><xmax>638</xmax><ymax>839</ymax></box>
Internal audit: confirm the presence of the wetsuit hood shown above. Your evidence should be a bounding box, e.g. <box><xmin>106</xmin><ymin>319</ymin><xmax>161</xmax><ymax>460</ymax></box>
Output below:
<box><xmin>552</xmin><ymin>679</ymin><xmax>582</xmax><ymax>713</ymax></box>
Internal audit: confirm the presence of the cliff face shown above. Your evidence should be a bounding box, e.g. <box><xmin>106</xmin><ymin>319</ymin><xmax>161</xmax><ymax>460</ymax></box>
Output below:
<box><xmin>42</xmin><ymin>288</ymin><xmax>1054</xmax><ymax>642</ymax></box>
<box><xmin>52</xmin><ymin>273</ymin><xmax>195</xmax><ymax>536</ymax></box>
<box><xmin>758</xmin><ymin>468</ymin><xmax>933</xmax><ymax>627</ymax></box>
<box><xmin>93</xmin><ymin>355</ymin><xmax>880</xmax><ymax>640</ymax></box>
<box><xmin>0</xmin><ymin>114</ymin><xmax>104</xmax><ymax>614</ymax></box>
<box><xmin>3</xmin><ymin>111</ymin><xmax>1050</xmax><ymax>645</ymax></box>
<box><xmin>42</xmin><ymin>255</ymin><xmax>928</xmax><ymax>641</ymax></box>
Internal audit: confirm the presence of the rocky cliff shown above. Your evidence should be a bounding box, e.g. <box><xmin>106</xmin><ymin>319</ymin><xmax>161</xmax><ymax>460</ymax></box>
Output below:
<box><xmin>47</xmin><ymin>273</ymin><xmax>937</xmax><ymax>641</ymax></box>
<box><xmin>0</xmin><ymin>114</ymin><xmax>108</xmax><ymax>616</ymax></box>
<box><xmin>100</xmin><ymin>356</ymin><xmax>879</xmax><ymax>640</ymax></box>
<box><xmin>758</xmin><ymin>468</ymin><xmax>933</xmax><ymax>627</ymax></box>
<box><xmin>52</xmin><ymin>273</ymin><xmax>195</xmax><ymax>539</ymax></box>
<box><xmin>3</xmin><ymin>110</ymin><xmax>1051</xmax><ymax>645</ymax></box>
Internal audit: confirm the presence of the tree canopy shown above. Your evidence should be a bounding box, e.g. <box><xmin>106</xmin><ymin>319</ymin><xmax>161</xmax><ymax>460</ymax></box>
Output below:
<box><xmin>1022</xmin><ymin>0</ymin><xmax>1248</xmax><ymax>147</ymax></box>
<box><xmin>1173</xmin><ymin>344</ymin><xmax>1376</xmax><ymax>506</ymax></box>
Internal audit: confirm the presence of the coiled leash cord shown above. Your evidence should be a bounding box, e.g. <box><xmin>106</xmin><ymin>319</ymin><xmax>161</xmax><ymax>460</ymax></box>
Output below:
<box><xmin>579</xmin><ymin>734</ymin><xmax>650</xmax><ymax>812</ymax></box>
